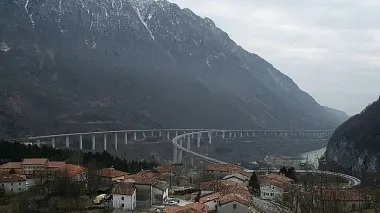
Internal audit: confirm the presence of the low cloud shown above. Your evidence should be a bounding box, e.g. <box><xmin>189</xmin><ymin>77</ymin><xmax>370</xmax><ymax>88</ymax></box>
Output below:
<box><xmin>172</xmin><ymin>0</ymin><xmax>380</xmax><ymax>114</ymax></box>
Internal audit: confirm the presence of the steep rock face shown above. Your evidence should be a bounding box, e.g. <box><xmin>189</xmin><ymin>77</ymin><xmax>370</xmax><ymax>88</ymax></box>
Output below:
<box><xmin>326</xmin><ymin>97</ymin><xmax>380</xmax><ymax>174</ymax></box>
<box><xmin>0</xmin><ymin>0</ymin><xmax>343</xmax><ymax>137</ymax></box>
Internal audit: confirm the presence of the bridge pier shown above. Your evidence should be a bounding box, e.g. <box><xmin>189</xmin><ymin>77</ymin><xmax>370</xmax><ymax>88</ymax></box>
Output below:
<box><xmin>151</xmin><ymin>131</ymin><xmax>154</xmax><ymax>137</ymax></box>
<box><xmin>143</xmin><ymin>132</ymin><xmax>146</xmax><ymax>138</ymax></box>
<box><xmin>173</xmin><ymin>146</ymin><xmax>178</xmax><ymax>164</ymax></box>
<box><xmin>229</xmin><ymin>132</ymin><xmax>232</xmax><ymax>138</ymax></box>
<box><xmin>175</xmin><ymin>131</ymin><xmax>178</xmax><ymax>137</ymax></box>
<box><xmin>103</xmin><ymin>134</ymin><xmax>107</xmax><ymax>151</ymax></box>
<box><xmin>178</xmin><ymin>139</ymin><xmax>183</xmax><ymax>163</ymax></box>
<box><xmin>92</xmin><ymin>135</ymin><xmax>96</xmax><ymax>150</ymax></box>
<box><xmin>66</xmin><ymin>136</ymin><xmax>70</xmax><ymax>148</ymax></box>
<box><xmin>234</xmin><ymin>132</ymin><xmax>237</xmax><ymax>138</ymax></box>
<box><xmin>187</xmin><ymin>135</ymin><xmax>191</xmax><ymax>159</ymax></box>
<box><xmin>114</xmin><ymin>133</ymin><xmax>118</xmax><ymax>150</ymax></box>
<box><xmin>51</xmin><ymin>137</ymin><xmax>55</xmax><ymax>148</ymax></box>
<box><xmin>208</xmin><ymin>132</ymin><xmax>212</xmax><ymax>144</ymax></box>
<box><xmin>222</xmin><ymin>132</ymin><xmax>225</xmax><ymax>139</ymax></box>
<box><xmin>167</xmin><ymin>132</ymin><xmax>170</xmax><ymax>140</ymax></box>
<box><xmin>125</xmin><ymin>132</ymin><xmax>128</xmax><ymax>145</ymax></box>
<box><xmin>36</xmin><ymin>139</ymin><xmax>41</xmax><ymax>147</ymax></box>
<box><xmin>79</xmin><ymin>135</ymin><xmax>83</xmax><ymax>150</ymax></box>
<box><xmin>159</xmin><ymin>131</ymin><xmax>162</xmax><ymax>137</ymax></box>
<box><xmin>134</xmin><ymin>132</ymin><xmax>137</xmax><ymax>141</ymax></box>
<box><xmin>197</xmin><ymin>133</ymin><xmax>201</xmax><ymax>148</ymax></box>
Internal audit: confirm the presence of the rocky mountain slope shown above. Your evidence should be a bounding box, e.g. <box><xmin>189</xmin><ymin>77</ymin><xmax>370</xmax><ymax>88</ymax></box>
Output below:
<box><xmin>0</xmin><ymin>0</ymin><xmax>344</xmax><ymax>138</ymax></box>
<box><xmin>323</xmin><ymin>106</ymin><xmax>350</xmax><ymax>124</ymax></box>
<box><xmin>326</xmin><ymin>97</ymin><xmax>380</xmax><ymax>175</ymax></box>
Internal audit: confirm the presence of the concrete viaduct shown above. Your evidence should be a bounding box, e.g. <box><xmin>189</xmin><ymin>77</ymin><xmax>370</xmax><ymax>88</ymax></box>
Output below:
<box><xmin>25</xmin><ymin>129</ymin><xmax>333</xmax><ymax>162</ymax></box>
<box><xmin>24</xmin><ymin>129</ymin><xmax>361</xmax><ymax>186</ymax></box>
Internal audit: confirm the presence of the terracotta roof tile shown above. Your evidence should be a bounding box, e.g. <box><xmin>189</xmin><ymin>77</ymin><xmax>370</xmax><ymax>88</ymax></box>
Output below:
<box><xmin>112</xmin><ymin>182</ymin><xmax>136</xmax><ymax>195</ymax></box>
<box><xmin>125</xmin><ymin>171</ymin><xmax>158</xmax><ymax>184</ymax></box>
<box><xmin>153</xmin><ymin>164</ymin><xmax>179</xmax><ymax>174</ymax></box>
<box><xmin>22</xmin><ymin>158</ymin><xmax>48</xmax><ymax>165</ymax></box>
<box><xmin>0</xmin><ymin>174</ymin><xmax>26</xmax><ymax>183</ymax></box>
<box><xmin>47</xmin><ymin>161</ymin><xmax>67</xmax><ymax>169</ymax></box>
<box><xmin>205</xmin><ymin>164</ymin><xmax>250</xmax><ymax>177</ymax></box>
<box><xmin>0</xmin><ymin>162</ymin><xmax>22</xmax><ymax>169</ymax></box>
<box><xmin>66</xmin><ymin>164</ymin><xmax>85</xmax><ymax>177</ymax></box>
<box><xmin>258</xmin><ymin>173</ymin><xmax>294</xmax><ymax>188</ymax></box>
<box><xmin>200</xmin><ymin>180</ymin><xmax>246</xmax><ymax>191</ymax></box>
<box><xmin>97</xmin><ymin>168</ymin><xmax>129</xmax><ymax>178</ymax></box>
<box><xmin>166</xmin><ymin>203</ymin><xmax>208</xmax><ymax>213</ymax></box>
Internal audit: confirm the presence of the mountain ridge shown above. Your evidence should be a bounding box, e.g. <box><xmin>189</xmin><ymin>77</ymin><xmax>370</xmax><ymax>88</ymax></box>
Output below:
<box><xmin>0</xmin><ymin>0</ymin><xmax>344</xmax><ymax>138</ymax></box>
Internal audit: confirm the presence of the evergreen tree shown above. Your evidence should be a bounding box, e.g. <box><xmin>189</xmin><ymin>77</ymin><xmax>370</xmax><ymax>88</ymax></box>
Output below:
<box><xmin>248</xmin><ymin>172</ymin><xmax>260</xmax><ymax>195</ymax></box>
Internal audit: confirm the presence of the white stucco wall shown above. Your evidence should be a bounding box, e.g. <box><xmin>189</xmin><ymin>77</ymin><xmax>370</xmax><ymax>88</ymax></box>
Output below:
<box><xmin>260</xmin><ymin>185</ymin><xmax>283</xmax><ymax>201</ymax></box>
<box><xmin>219</xmin><ymin>201</ymin><xmax>250</xmax><ymax>213</ymax></box>
<box><xmin>0</xmin><ymin>180</ymin><xmax>27</xmax><ymax>195</ymax></box>
<box><xmin>112</xmin><ymin>190</ymin><xmax>136</xmax><ymax>211</ymax></box>
<box><xmin>203</xmin><ymin>199</ymin><xmax>218</xmax><ymax>211</ymax></box>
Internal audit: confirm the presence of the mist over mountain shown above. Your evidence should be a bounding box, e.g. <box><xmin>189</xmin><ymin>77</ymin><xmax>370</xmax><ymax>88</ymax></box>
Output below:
<box><xmin>0</xmin><ymin>0</ymin><xmax>345</xmax><ymax>138</ymax></box>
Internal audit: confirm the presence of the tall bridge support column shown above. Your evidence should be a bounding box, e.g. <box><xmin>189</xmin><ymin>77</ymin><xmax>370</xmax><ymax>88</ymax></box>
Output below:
<box><xmin>114</xmin><ymin>133</ymin><xmax>118</xmax><ymax>150</ymax></box>
<box><xmin>151</xmin><ymin>131</ymin><xmax>154</xmax><ymax>137</ymax></box>
<box><xmin>173</xmin><ymin>146</ymin><xmax>178</xmax><ymax>164</ymax></box>
<box><xmin>234</xmin><ymin>132</ymin><xmax>237</xmax><ymax>138</ymax></box>
<box><xmin>208</xmin><ymin>132</ymin><xmax>212</xmax><ymax>144</ymax></box>
<box><xmin>159</xmin><ymin>131</ymin><xmax>162</xmax><ymax>137</ymax></box>
<box><xmin>143</xmin><ymin>132</ymin><xmax>146</xmax><ymax>138</ymax></box>
<box><xmin>66</xmin><ymin>136</ymin><xmax>70</xmax><ymax>148</ymax></box>
<box><xmin>229</xmin><ymin>132</ymin><xmax>232</xmax><ymax>138</ymax></box>
<box><xmin>103</xmin><ymin>134</ymin><xmax>107</xmax><ymax>151</ymax></box>
<box><xmin>92</xmin><ymin>135</ymin><xmax>96</xmax><ymax>150</ymax></box>
<box><xmin>178</xmin><ymin>139</ymin><xmax>183</xmax><ymax>163</ymax></box>
<box><xmin>222</xmin><ymin>132</ymin><xmax>225</xmax><ymax>139</ymax></box>
<box><xmin>51</xmin><ymin>137</ymin><xmax>55</xmax><ymax>148</ymax></box>
<box><xmin>187</xmin><ymin>135</ymin><xmax>191</xmax><ymax>152</ymax></box>
<box><xmin>79</xmin><ymin>135</ymin><xmax>83</xmax><ymax>150</ymax></box>
<box><xmin>197</xmin><ymin>133</ymin><xmax>201</xmax><ymax>148</ymax></box>
<box><xmin>134</xmin><ymin>132</ymin><xmax>137</xmax><ymax>141</ymax></box>
<box><xmin>124</xmin><ymin>132</ymin><xmax>128</xmax><ymax>145</ymax></box>
<box><xmin>167</xmin><ymin>132</ymin><xmax>170</xmax><ymax>140</ymax></box>
<box><xmin>37</xmin><ymin>139</ymin><xmax>41</xmax><ymax>147</ymax></box>
<box><xmin>175</xmin><ymin>131</ymin><xmax>178</xmax><ymax>137</ymax></box>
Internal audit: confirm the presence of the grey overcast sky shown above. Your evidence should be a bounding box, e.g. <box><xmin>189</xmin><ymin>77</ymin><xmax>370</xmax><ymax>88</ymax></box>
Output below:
<box><xmin>171</xmin><ymin>0</ymin><xmax>380</xmax><ymax>115</ymax></box>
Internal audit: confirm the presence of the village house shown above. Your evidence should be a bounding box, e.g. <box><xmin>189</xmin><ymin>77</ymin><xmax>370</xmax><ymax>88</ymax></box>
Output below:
<box><xmin>0</xmin><ymin>174</ymin><xmax>28</xmax><ymax>195</ymax></box>
<box><xmin>66</xmin><ymin>164</ymin><xmax>86</xmax><ymax>182</ymax></box>
<box><xmin>97</xmin><ymin>168</ymin><xmax>129</xmax><ymax>186</ymax></box>
<box><xmin>123</xmin><ymin>169</ymin><xmax>171</xmax><ymax>207</ymax></box>
<box><xmin>166</xmin><ymin>202</ymin><xmax>208</xmax><ymax>213</ymax></box>
<box><xmin>0</xmin><ymin>158</ymin><xmax>67</xmax><ymax>176</ymax></box>
<box><xmin>112</xmin><ymin>182</ymin><xmax>137</xmax><ymax>211</ymax></box>
<box><xmin>199</xmin><ymin>179</ymin><xmax>251</xmax><ymax>213</ymax></box>
<box><xmin>258</xmin><ymin>173</ymin><xmax>294</xmax><ymax>202</ymax></box>
<box><xmin>222</xmin><ymin>173</ymin><xmax>249</xmax><ymax>184</ymax></box>
<box><xmin>204</xmin><ymin>164</ymin><xmax>250</xmax><ymax>181</ymax></box>
<box><xmin>152</xmin><ymin>181</ymin><xmax>169</xmax><ymax>204</ymax></box>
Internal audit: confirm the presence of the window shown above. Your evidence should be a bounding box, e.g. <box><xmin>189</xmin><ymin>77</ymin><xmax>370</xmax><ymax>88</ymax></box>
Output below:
<box><xmin>121</xmin><ymin>196</ymin><xmax>124</xmax><ymax>200</ymax></box>
<box><xmin>11</xmin><ymin>183</ymin><xmax>13</xmax><ymax>186</ymax></box>
<box><xmin>19</xmin><ymin>183</ymin><xmax>21</xmax><ymax>185</ymax></box>
<box><xmin>270</xmin><ymin>193</ymin><xmax>274</xmax><ymax>196</ymax></box>
<box><xmin>233</xmin><ymin>204</ymin><xmax>237</xmax><ymax>209</ymax></box>
<box><xmin>121</xmin><ymin>204</ymin><xmax>124</xmax><ymax>208</ymax></box>
<box><xmin>19</xmin><ymin>188</ymin><xmax>21</xmax><ymax>191</ymax></box>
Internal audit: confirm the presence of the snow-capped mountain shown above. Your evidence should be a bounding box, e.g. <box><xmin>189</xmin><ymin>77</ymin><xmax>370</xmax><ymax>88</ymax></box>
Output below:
<box><xmin>0</xmin><ymin>0</ymin><xmax>345</xmax><ymax>137</ymax></box>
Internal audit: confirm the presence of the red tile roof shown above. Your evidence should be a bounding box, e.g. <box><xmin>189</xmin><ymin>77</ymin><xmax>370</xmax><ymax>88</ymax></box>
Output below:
<box><xmin>166</xmin><ymin>203</ymin><xmax>208</xmax><ymax>213</ymax></box>
<box><xmin>205</xmin><ymin>164</ymin><xmax>250</xmax><ymax>177</ymax></box>
<box><xmin>97</xmin><ymin>168</ymin><xmax>129</xmax><ymax>178</ymax></box>
<box><xmin>200</xmin><ymin>180</ymin><xmax>246</xmax><ymax>191</ymax></box>
<box><xmin>0</xmin><ymin>174</ymin><xmax>26</xmax><ymax>183</ymax></box>
<box><xmin>199</xmin><ymin>192</ymin><xmax>220</xmax><ymax>203</ymax></box>
<box><xmin>22</xmin><ymin>158</ymin><xmax>48</xmax><ymax>165</ymax></box>
<box><xmin>153</xmin><ymin>164</ymin><xmax>180</xmax><ymax>174</ymax></box>
<box><xmin>112</xmin><ymin>182</ymin><xmax>136</xmax><ymax>195</ymax></box>
<box><xmin>125</xmin><ymin>170</ymin><xmax>158</xmax><ymax>184</ymax></box>
<box><xmin>66</xmin><ymin>164</ymin><xmax>85</xmax><ymax>177</ymax></box>
<box><xmin>258</xmin><ymin>173</ymin><xmax>294</xmax><ymax>188</ymax></box>
<box><xmin>0</xmin><ymin>162</ymin><xmax>22</xmax><ymax>169</ymax></box>
<box><xmin>47</xmin><ymin>161</ymin><xmax>67</xmax><ymax>169</ymax></box>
